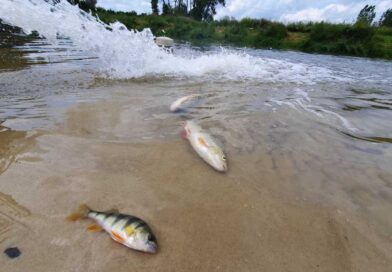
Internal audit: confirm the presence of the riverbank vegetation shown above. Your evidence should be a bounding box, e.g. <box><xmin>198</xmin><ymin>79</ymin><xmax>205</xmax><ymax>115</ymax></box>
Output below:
<box><xmin>93</xmin><ymin>3</ymin><xmax>392</xmax><ymax>60</ymax></box>
<box><xmin>1</xmin><ymin>1</ymin><xmax>392</xmax><ymax>60</ymax></box>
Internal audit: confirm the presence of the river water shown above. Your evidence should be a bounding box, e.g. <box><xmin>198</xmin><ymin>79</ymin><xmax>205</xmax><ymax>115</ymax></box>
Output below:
<box><xmin>1</xmin><ymin>1</ymin><xmax>392</xmax><ymax>271</ymax></box>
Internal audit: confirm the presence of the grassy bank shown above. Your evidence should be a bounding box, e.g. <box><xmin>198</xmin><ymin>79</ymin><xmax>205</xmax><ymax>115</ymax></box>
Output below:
<box><xmin>95</xmin><ymin>9</ymin><xmax>392</xmax><ymax>60</ymax></box>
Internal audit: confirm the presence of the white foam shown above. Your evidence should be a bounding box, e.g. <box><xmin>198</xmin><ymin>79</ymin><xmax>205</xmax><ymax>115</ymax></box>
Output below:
<box><xmin>311</xmin><ymin>107</ymin><xmax>359</xmax><ymax>132</ymax></box>
<box><xmin>268</xmin><ymin>89</ymin><xmax>358</xmax><ymax>132</ymax></box>
<box><xmin>0</xmin><ymin>0</ymin><xmax>340</xmax><ymax>83</ymax></box>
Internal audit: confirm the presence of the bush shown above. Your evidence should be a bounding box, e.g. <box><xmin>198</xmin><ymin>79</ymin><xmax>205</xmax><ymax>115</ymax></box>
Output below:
<box><xmin>348</xmin><ymin>22</ymin><xmax>375</xmax><ymax>41</ymax></box>
<box><xmin>265</xmin><ymin>23</ymin><xmax>287</xmax><ymax>39</ymax></box>
<box><xmin>148</xmin><ymin>16</ymin><xmax>168</xmax><ymax>32</ymax></box>
<box><xmin>310</xmin><ymin>22</ymin><xmax>346</xmax><ymax>42</ymax></box>
<box><xmin>287</xmin><ymin>22</ymin><xmax>313</xmax><ymax>32</ymax></box>
<box><xmin>218</xmin><ymin>16</ymin><xmax>236</xmax><ymax>26</ymax></box>
<box><xmin>240</xmin><ymin>18</ymin><xmax>259</xmax><ymax>28</ymax></box>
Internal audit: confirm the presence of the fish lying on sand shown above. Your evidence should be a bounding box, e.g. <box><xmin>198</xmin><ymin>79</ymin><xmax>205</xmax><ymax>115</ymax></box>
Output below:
<box><xmin>67</xmin><ymin>204</ymin><xmax>158</xmax><ymax>253</ymax></box>
<box><xmin>170</xmin><ymin>94</ymin><xmax>198</xmax><ymax>112</ymax></box>
<box><xmin>182</xmin><ymin>120</ymin><xmax>227</xmax><ymax>172</ymax></box>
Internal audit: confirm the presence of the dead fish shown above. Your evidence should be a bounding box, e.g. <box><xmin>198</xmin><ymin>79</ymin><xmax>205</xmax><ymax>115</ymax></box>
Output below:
<box><xmin>170</xmin><ymin>94</ymin><xmax>197</xmax><ymax>112</ymax></box>
<box><xmin>67</xmin><ymin>204</ymin><xmax>158</xmax><ymax>254</ymax></box>
<box><xmin>182</xmin><ymin>120</ymin><xmax>227</xmax><ymax>172</ymax></box>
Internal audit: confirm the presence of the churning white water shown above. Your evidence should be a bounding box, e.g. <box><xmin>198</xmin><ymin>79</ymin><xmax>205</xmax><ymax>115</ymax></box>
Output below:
<box><xmin>0</xmin><ymin>0</ymin><xmax>341</xmax><ymax>82</ymax></box>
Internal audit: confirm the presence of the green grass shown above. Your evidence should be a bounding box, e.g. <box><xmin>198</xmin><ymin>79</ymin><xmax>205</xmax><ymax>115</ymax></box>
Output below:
<box><xmin>94</xmin><ymin>9</ymin><xmax>392</xmax><ymax>59</ymax></box>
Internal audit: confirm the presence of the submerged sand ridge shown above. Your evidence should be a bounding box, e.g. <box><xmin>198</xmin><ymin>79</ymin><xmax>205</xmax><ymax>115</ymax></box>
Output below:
<box><xmin>0</xmin><ymin>192</ymin><xmax>31</xmax><ymax>246</ymax></box>
<box><xmin>0</xmin><ymin>124</ymin><xmax>37</xmax><ymax>175</ymax></box>
<box><xmin>0</xmin><ymin>99</ymin><xmax>391</xmax><ymax>271</ymax></box>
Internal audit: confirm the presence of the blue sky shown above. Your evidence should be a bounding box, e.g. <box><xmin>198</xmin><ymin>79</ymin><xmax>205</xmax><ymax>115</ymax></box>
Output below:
<box><xmin>97</xmin><ymin>0</ymin><xmax>392</xmax><ymax>22</ymax></box>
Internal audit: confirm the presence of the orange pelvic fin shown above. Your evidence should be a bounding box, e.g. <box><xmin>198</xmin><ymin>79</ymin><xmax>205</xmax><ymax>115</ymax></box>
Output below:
<box><xmin>111</xmin><ymin>231</ymin><xmax>125</xmax><ymax>243</ymax></box>
<box><xmin>87</xmin><ymin>223</ymin><xmax>103</xmax><ymax>232</ymax></box>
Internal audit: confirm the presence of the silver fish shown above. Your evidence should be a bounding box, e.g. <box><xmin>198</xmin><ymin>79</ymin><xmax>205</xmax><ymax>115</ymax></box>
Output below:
<box><xmin>170</xmin><ymin>94</ymin><xmax>198</xmax><ymax>112</ymax></box>
<box><xmin>182</xmin><ymin>120</ymin><xmax>227</xmax><ymax>172</ymax></box>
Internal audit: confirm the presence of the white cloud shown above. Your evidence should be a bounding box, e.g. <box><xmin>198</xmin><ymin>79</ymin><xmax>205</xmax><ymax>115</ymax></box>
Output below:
<box><xmin>98</xmin><ymin>0</ymin><xmax>151</xmax><ymax>13</ymax></box>
<box><xmin>280</xmin><ymin>4</ymin><xmax>357</xmax><ymax>23</ymax></box>
<box><xmin>280</xmin><ymin>8</ymin><xmax>326</xmax><ymax>22</ymax></box>
<box><xmin>377</xmin><ymin>0</ymin><xmax>392</xmax><ymax>15</ymax></box>
<box><xmin>217</xmin><ymin>0</ymin><xmax>392</xmax><ymax>22</ymax></box>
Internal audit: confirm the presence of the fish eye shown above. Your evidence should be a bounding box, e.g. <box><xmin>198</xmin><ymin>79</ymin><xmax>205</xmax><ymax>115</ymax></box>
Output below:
<box><xmin>147</xmin><ymin>234</ymin><xmax>156</xmax><ymax>242</ymax></box>
<box><xmin>221</xmin><ymin>155</ymin><xmax>226</xmax><ymax>161</ymax></box>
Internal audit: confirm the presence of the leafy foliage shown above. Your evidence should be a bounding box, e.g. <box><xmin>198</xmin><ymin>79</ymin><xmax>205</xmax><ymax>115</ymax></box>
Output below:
<box><xmin>161</xmin><ymin>1</ymin><xmax>172</xmax><ymax>15</ymax></box>
<box><xmin>151</xmin><ymin>0</ymin><xmax>159</xmax><ymax>15</ymax></box>
<box><xmin>66</xmin><ymin>0</ymin><xmax>97</xmax><ymax>12</ymax></box>
<box><xmin>356</xmin><ymin>5</ymin><xmax>376</xmax><ymax>26</ymax></box>
<box><xmin>191</xmin><ymin>0</ymin><xmax>225</xmax><ymax>21</ymax></box>
<box><xmin>380</xmin><ymin>9</ymin><xmax>392</xmax><ymax>27</ymax></box>
<box><xmin>152</xmin><ymin>0</ymin><xmax>224</xmax><ymax>21</ymax></box>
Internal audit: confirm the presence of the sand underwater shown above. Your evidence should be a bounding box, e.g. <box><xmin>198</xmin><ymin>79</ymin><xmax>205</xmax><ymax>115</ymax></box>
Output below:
<box><xmin>0</xmin><ymin>83</ymin><xmax>391</xmax><ymax>271</ymax></box>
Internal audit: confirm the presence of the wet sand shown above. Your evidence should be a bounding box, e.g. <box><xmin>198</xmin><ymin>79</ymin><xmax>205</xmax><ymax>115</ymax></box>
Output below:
<box><xmin>0</xmin><ymin>100</ymin><xmax>391</xmax><ymax>272</ymax></box>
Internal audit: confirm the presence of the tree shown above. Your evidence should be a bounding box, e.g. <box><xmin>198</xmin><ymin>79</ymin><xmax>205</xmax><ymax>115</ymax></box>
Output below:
<box><xmin>173</xmin><ymin>0</ymin><xmax>188</xmax><ymax>16</ymax></box>
<box><xmin>66</xmin><ymin>0</ymin><xmax>97</xmax><ymax>12</ymax></box>
<box><xmin>151</xmin><ymin>0</ymin><xmax>159</xmax><ymax>15</ymax></box>
<box><xmin>190</xmin><ymin>0</ymin><xmax>225</xmax><ymax>21</ymax></box>
<box><xmin>356</xmin><ymin>5</ymin><xmax>376</xmax><ymax>26</ymax></box>
<box><xmin>161</xmin><ymin>0</ymin><xmax>173</xmax><ymax>15</ymax></box>
<box><xmin>80</xmin><ymin>0</ymin><xmax>97</xmax><ymax>11</ymax></box>
<box><xmin>379</xmin><ymin>9</ymin><xmax>392</xmax><ymax>27</ymax></box>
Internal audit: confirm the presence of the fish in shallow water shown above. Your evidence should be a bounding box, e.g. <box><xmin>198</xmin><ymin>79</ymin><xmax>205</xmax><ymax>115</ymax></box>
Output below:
<box><xmin>170</xmin><ymin>94</ymin><xmax>198</xmax><ymax>112</ymax></box>
<box><xmin>67</xmin><ymin>204</ymin><xmax>158</xmax><ymax>253</ymax></box>
<box><xmin>182</xmin><ymin>120</ymin><xmax>227</xmax><ymax>172</ymax></box>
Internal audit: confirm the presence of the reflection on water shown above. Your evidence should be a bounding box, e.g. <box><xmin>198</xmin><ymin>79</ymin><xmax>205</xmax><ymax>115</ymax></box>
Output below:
<box><xmin>339</xmin><ymin>88</ymin><xmax>392</xmax><ymax>112</ymax></box>
<box><xmin>0</xmin><ymin>47</ymin><xmax>30</xmax><ymax>71</ymax></box>
<box><xmin>1</xmin><ymin>20</ymin><xmax>94</xmax><ymax>73</ymax></box>
<box><xmin>0</xmin><ymin>19</ymin><xmax>36</xmax><ymax>71</ymax></box>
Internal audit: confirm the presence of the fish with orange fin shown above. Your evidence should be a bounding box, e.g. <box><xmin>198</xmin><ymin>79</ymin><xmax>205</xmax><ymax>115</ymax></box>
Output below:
<box><xmin>182</xmin><ymin>120</ymin><xmax>227</xmax><ymax>172</ymax></box>
<box><xmin>67</xmin><ymin>204</ymin><xmax>158</xmax><ymax>253</ymax></box>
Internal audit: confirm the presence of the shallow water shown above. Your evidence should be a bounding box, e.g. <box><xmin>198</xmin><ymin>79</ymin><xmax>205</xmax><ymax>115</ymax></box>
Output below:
<box><xmin>1</xmin><ymin>1</ymin><xmax>392</xmax><ymax>271</ymax></box>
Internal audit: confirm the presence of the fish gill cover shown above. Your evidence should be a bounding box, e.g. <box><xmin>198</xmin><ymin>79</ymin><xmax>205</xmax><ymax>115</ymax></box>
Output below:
<box><xmin>0</xmin><ymin>0</ymin><xmax>341</xmax><ymax>83</ymax></box>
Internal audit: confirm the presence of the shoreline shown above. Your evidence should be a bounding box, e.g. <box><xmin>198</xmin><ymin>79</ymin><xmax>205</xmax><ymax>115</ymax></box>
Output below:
<box><xmin>94</xmin><ymin>11</ymin><xmax>392</xmax><ymax>61</ymax></box>
<box><xmin>1</xmin><ymin>18</ymin><xmax>392</xmax><ymax>62</ymax></box>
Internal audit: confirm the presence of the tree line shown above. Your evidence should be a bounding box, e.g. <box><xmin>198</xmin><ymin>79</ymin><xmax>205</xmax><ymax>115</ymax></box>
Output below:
<box><xmin>65</xmin><ymin>1</ymin><xmax>391</xmax><ymax>27</ymax></box>
<box><xmin>64</xmin><ymin>0</ymin><xmax>226</xmax><ymax>21</ymax></box>
<box><xmin>151</xmin><ymin>2</ymin><xmax>392</xmax><ymax>26</ymax></box>
<box><xmin>151</xmin><ymin>0</ymin><xmax>225</xmax><ymax>21</ymax></box>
